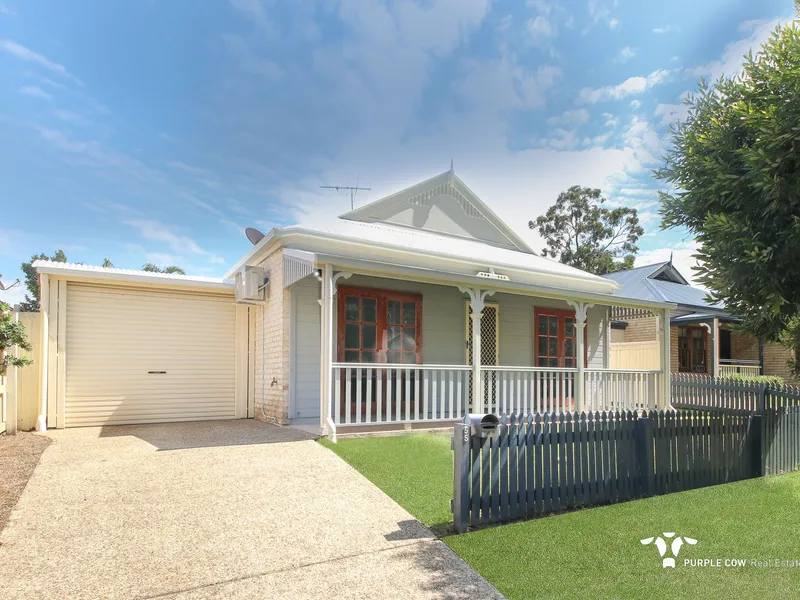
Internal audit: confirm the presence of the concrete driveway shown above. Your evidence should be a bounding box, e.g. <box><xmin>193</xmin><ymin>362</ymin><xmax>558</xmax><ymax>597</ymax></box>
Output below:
<box><xmin>0</xmin><ymin>421</ymin><xmax>501</xmax><ymax>600</ymax></box>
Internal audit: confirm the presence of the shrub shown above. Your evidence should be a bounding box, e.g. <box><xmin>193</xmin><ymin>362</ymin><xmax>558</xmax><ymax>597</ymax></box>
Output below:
<box><xmin>725</xmin><ymin>373</ymin><xmax>784</xmax><ymax>386</ymax></box>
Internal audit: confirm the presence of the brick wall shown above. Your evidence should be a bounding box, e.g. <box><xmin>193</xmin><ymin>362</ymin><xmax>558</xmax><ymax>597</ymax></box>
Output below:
<box><xmin>763</xmin><ymin>343</ymin><xmax>798</xmax><ymax>384</ymax></box>
<box><xmin>622</xmin><ymin>316</ymin><xmax>658</xmax><ymax>343</ymax></box>
<box><xmin>252</xmin><ymin>247</ymin><xmax>291</xmax><ymax>424</ymax></box>
<box><xmin>729</xmin><ymin>330</ymin><xmax>759</xmax><ymax>362</ymax></box>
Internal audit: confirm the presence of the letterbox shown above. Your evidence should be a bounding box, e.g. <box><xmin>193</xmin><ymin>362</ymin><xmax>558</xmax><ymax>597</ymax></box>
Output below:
<box><xmin>468</xmin><ymin>413</ymin><xmax>500</xmax><ymax>438</ymax></box>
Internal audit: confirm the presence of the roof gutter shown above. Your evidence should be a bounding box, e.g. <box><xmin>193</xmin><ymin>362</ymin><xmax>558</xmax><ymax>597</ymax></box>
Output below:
<box><xmin>34</xmin><ymin>263</ymin><xmax>234</xmax><ymax>292</ymax></box>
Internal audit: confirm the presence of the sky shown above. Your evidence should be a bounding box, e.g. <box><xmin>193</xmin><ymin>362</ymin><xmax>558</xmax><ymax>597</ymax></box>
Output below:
<box><xmin>0</xmin><ymin>0</ymin><xmax>796</xmax><ymax>306</ymax></box>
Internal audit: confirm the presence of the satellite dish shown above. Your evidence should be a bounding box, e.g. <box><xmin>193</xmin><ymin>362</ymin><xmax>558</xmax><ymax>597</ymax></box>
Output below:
<box><xmin>245</xmin><ymin>227</ymin><xmax>265</xmax><ymax>245</ymax></box>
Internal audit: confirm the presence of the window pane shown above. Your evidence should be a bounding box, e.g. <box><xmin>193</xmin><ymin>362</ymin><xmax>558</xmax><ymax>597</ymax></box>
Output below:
<box><xmin>538</xmin><ymin>337</ymin><xmax>548</xmax><ymax>356</ymax></box>
<box><xmin>565</xmin><ymin>358</ymin><xmax>576</xmax><ymax>368</ymax></box>
<box><xmin>403</xmin><ymin>302</ymin><xmax>416</xmax><ymax>325</ymax></box>
<box><xmin>538</xmin><ymin>357</ymin><xmax>549</xmax><ymax>367</ymax></box>
<box><xmin>362</xmin><ymin>351</ymin><xmax>376</xmax><ymax>363</ymax></box>
<box><xmin>344</xmin><ymin>350</ymin><xmax>360</xmax><ymax>362</ymax></box>
<box><xmin>549</xmin><ymin>316</ymin><xmax>558</xmax><ymax>336</ymax></box>
<box><xmin>387</xmin><ymin>326</ymin><xmax>401</xmax><ymax>349</ymax></box>
<box><xmin>548</xmin><ymin>358</ymin><xmax>558</xmax><ymax>367</ymax></box>
<box><xmin>345</xmin><ymin>296</ymin><xmax>359</xmax><ymax>322</ymax></box>
<box><xmin>402</xmin><ymin>328</ymin><xmax>416</xmax><ymax>351</ymax></box>
<box><xmin>345</xmin><ymin>324</ymin><xmax>360</xmax><ymax>349</ymax></box>
<box><xmin>549</xmin><ymin>337</ymin><xmax>558</xmax><ymax>356</ymax></box>
<box><xmin>388</xmin><ymin>300</ymin><xmax>401</xmax><ymax>325</ymax></box>
<box><xmin>565</xmin><ymin>338</ymin><xmax>574</xmax><ymax>358</ymax></box>
<box><xmin>362</xmin><ymin>325</ymin><xmax>377</xmax><ymax>349</ymax></box>
<box><xmin>362</xmin><ymin>298</ymin><xmax>377</xmax><ymax>323</ymax></box>
<box><xmin>387</xmin><ymin>351</ymin><xmax>401</xmax><ymax>364</ymax></box>
<box><xmin>565</xmin><ymin>318</ymin><xmax>574</xmax><ymax>337</ymax></box>
<box><xmin>538</xmin><ymin>315</ymin><xmax>547</xmax><ymax>335</ymax></box>
<box><xmin>402</xmin><ymin>352</ymin><xmax>416</xmax><ymax>364</ymax></box>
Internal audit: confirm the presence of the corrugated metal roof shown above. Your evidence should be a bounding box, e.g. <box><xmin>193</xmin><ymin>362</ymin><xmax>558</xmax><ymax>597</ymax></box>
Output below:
<box><xmin>32</xmin><ymin>261</ymin><xmax>234</xmax><ymax>289</ymax></box>
<box><xmin>605</xmin><ymin>262</ymin><xmax>725</xmax><ymax>310</ymax></box>
<box><xmin>295</xmin><ymin>219</ymin><xmax>616</xmax><ymax>285</ymax></box>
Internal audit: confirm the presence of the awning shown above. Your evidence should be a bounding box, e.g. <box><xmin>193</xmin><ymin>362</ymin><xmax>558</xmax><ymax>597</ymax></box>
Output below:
<box><xmin>283</xmin><ymin>249</ymin><xmax>316</xmax><ymax>287</ymax></box>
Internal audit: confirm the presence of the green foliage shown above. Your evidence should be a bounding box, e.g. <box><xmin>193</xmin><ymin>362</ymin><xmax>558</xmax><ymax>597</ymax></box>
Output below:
<box><xmin>530</xmin><ymin>186</ymin><xmax>644</xmax><ymax>275</ymax></box>
<box><xmin>726</xmin><ymin>373</ymin><xmax>784</xmax><ymax>386</ymax></box>
<box><xmin>657</xmin><ymin>14</ymin><xmax>800</xmax><ymax>373</ymax></box>
<box><xmin>101</xmin><ymin>258</ymin><xmax>114</xmax><ymax>268</ymax></box>
<box><xmin>19</xmin><ymin>250</ymin><xmax>67</xmax><ymax>312</ymax></box>
<box><xmin>142</xmin><ymin>263</ymin><xmax>186</xmax><ymax>275</ymax></box>
<box><xmin>0</xmin><ymin>301</ymin><xmax>33</xmax><ymax>376</ymax></box>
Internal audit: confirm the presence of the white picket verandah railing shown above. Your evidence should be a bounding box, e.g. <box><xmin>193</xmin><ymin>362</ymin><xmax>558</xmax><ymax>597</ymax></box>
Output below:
<box><xmin>584</xmin><ymin>369</ymin><xmax>662</xmax><ymax>412</ymax></box>
<box><xmin>718</xmin><ymin>362</ymin><xmax>761</xmax><ymax>378</ymax></box>
<box><xmin>331</xmin><ymin>363</ymin><xmax>472</xmax><ymax>426</ymax></box>
<box><xmin>330</xmin><ymin>364</ymin><xmax>664</xmax><ymax>426</ymax></box>
<box><xmin>481</xmin><ymin>367</ymin><xmax>577</xmax><ymax>415</ymax></box>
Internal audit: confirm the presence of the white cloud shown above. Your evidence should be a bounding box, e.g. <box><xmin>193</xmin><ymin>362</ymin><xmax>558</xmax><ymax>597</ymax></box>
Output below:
<box><xmin>0</xmin><ymin>38</ymin><xmax>82</xmax><ymax>85</ymax></box>
<box><xmin>18</xmin><ymin>85</ymin><xmax>52</xmax><ymax>100</ymax></box>
<box><xmin>652</xmin><ymin>25</ymin><xmax>679</xmax><ymax>34</ymax></box>
<box><xmin>689</xmin><ymin>16</ymin><xmax>791</xmax><ymax>81</ymax></box>
<box><xmin>166</xmin><ymin>160</ymin><xmax>211</xmax><ymax>177</ymax></box>
<box><xmin>548</xmin><ymin>108</ymin><xmax>590</xmax><ymax>127</ymax></box>
<box><xmin>617</xmin><ymin>46</ymin><xmax>636</xmax><ymax>62</ymax></box>
<box><xmin>630</xmin><ymin>99</ymin><xmax>641</xmax><ymax>109</ymax></box>
<box><xmin>578</xmin><ymin>69</ymin><xmax>671</xmax><ymax>104</ymax></box>
<box><xmin>527</xmin><ymin>15</ymin><xmax>554</xmax><ymax>43</ymax></box>
<box><xmin>608</xmin><ymin>17</ymin><xmax>620</xmax><ymax>30</ymax></box>
<box><xmin>601</xmin><ymin>112</ymin><xmax>619</xmax><ymax>127</ymax></box>
<box><xmin>124</xmin><ymin>219</ymin><xmax>225</xmax><ymax>265</ymax></box>
<box><xmin>654</xmin><ymin>102</ymin><xmax>690</xmax><ymax>126</ymax></box>
<box><xmin>52</xmin><ymin>109</ymin><xmax>90</xmax><ymax>125</ymax></box>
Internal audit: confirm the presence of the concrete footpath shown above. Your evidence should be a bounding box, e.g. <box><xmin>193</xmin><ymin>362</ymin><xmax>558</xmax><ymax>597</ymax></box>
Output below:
<box><xmin>0</xmin><ymin>421</ymin><xmax>502</xmax><ymax>600</ymax></box>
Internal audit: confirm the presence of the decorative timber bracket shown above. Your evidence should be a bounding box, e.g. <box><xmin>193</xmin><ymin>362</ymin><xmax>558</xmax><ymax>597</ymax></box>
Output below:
<box><xmin>458</xmin><ymin>286</ymin><xmax>496</xmax><ymax>315</ymax></box>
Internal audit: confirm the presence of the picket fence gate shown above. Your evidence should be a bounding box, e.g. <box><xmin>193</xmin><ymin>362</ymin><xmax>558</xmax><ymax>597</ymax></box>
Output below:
<box><xmin>452</xmin><ymin>407</ymin><xmax>800</xmax><ymax>533</ymax></box>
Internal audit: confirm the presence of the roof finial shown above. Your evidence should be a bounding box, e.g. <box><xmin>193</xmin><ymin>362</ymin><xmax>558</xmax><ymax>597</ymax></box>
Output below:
<box><xmin>669</xmin><ymin>250</ymin><xmax>673</xmax><ymax>264</ymax></box>
<box><xmin>449</xmin><ymin>158</ymin><xmax>454</xmax><ymax>173</ymax></box>
<box><xmin>447</xmin><ymin>158</ymin><xmax>455</xmax><ymax>183</ymax></box>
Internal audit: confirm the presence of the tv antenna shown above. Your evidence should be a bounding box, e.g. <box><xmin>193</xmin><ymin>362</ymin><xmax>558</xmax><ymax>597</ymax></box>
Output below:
<box><xmin>320</xmin><ymin>183</ymin><xmax>371</xmax><ymax>210</ymax></box>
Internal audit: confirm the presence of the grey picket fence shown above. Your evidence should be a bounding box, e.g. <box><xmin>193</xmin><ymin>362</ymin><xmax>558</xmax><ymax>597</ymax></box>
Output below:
<box><xmin>763</xmin><ymin>406</ymin><xmax>800</xmax><ymax>475</ymax></box>
<box><xmin>671</xmin><ymin>373</ymin><xmax>800</xmax><ymax>413</ymax></box>
<box><xmin>452</xmin><ymin>407</ymin><xmax>800</xmax><ymax>532</ymax></box>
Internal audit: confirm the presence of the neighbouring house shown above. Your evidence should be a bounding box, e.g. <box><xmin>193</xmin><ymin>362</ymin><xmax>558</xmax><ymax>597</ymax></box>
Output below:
<box><xmin>31</xmin><ymin>167</ymin><xmax>676</xmax><ymax>438</ymax></box>
<box><xmin>606</xmin><ymin>261</ymin><xmax>797</xmax><ymax>382</ymax></box>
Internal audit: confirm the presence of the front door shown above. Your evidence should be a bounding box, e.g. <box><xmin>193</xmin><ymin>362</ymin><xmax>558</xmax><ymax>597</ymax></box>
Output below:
<box><xmin>466</xmin><ymin>303</ymin><xmax>499</xmax><ymax>412</ymax></box>
<box><xmin>678</xmin><ymin>326</ymin><xmax>707</xmax><ymax>373</ymax></box>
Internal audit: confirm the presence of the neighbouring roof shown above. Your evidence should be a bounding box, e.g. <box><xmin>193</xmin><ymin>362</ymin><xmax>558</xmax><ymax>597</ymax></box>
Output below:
<box><xmin>339</xmin><ymin>167</ymin><xmax>535</xmax><ymax>254</ymax></box>
<box><xmin>671</xmin><ymin>312</ymin><xmax>742</xmax><ymax>325</ymax></box>
<box><xmin>605</xmin><ymin>261</ymin><xmax>722</xmax><ymax>311</ymax></box>
<box><xmin>32</xmin><ymin>261</ymin><xmax>234</xmax><ymax>291</ymax></box>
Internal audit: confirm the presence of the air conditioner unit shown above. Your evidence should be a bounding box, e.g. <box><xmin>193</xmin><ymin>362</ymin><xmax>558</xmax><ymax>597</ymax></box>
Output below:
<box><xmin>235</xmin><ymin>266</ymin><xmax>267</xmax><ymax>303</ymax></box>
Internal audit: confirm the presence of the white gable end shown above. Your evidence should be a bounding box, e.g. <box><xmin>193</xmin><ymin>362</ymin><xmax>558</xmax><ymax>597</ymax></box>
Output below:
<box><xmin>339</xmin><ymin>169</ymin><xmax>534</xmax><ymax>254</ymax></box>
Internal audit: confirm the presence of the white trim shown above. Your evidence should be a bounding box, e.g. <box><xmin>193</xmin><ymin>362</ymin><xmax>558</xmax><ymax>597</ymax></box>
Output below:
<box><xmin>36</xmin><ymin>274</ymin><xmax>49</xmax><ymax>432</ymax></box>
<box><xmin>34</xmin><ymin>261</ymin><xmax>234</xmax><ymax>292</ymax></box>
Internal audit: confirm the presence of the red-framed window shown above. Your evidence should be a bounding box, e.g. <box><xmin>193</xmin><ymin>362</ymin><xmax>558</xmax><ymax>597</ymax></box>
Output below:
<box><xmin>534</xmin><ymin>307</ymin><xmax>586</xmax><ymax>368</ymax></box>
<box><xmin>338</xmin><ymin>287</ymin><xmax>422</xmax><ymax>364</ymax></box>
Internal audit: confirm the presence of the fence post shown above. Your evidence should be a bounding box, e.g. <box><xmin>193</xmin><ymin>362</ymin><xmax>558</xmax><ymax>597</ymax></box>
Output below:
<box><xmin>635</xmin><ymin>412</ymin><xmax>655</xmax><ymax>497</ymax></box>
<box><xmin>452</xmin><ymin>415</ymin><xmax>472</xmax><ymax>533</ymax></box>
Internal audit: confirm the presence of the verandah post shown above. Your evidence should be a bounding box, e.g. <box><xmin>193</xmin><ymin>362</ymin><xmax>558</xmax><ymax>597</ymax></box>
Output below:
<box><xmin>567</xmin><ymin>300</ymin><xmax>593</xmax><ymax>414</ymax></box>
<box><xmin>459</xmin><ymin>286</ymin><xmax>495</xmax><ymax>414</ymax></box>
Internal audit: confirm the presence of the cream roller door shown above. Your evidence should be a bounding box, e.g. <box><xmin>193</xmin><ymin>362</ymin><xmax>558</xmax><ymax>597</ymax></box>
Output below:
<box><xmin>66</xmin><ymin>283</ymin><xmax>237</xmax><ymax>427</ymax></box>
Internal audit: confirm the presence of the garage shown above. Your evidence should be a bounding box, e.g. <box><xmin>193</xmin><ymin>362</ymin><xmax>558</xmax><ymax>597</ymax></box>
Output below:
<box><xmin>63</xmin><ymin>283</ymin><xmax>239</xmax><ymax>427</ymax></box>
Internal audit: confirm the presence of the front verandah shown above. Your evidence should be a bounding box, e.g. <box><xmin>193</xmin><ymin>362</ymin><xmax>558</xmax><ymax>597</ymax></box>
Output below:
<box><xmin>317</xmin><ymin>268</ymin><xmax>671</xmax><ymax>440</ymax></box>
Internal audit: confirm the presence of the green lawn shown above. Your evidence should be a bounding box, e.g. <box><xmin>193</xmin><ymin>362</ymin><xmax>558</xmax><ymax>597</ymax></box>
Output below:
<box><xmin>321</xmin><ymin>434</ymin><xmax>800</xmax><ymax>600</ymax></box>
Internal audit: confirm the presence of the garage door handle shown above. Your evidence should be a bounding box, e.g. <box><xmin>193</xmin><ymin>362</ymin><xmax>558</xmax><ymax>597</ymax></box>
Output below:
<box><xmin>148</xmin><ymin>370</ymin><xmax>167</xmax><ymax>374</ymax></box>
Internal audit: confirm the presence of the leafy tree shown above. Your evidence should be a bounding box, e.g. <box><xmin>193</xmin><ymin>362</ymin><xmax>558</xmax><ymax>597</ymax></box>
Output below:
<box><xmin>142</xmin><ymin>263</ymin><xmax>186</xmax><ymax>275</ymax></box>
<box><xmin>529</xmin><ymin>186</ymin><xmax>644</xmax><ymax>275</ymax></box>
<box><xmin>19</xmin><ymin>250</ymin><xmax>67</xmax><ymax>312</ymax></box>
<box><xmin>102</xmin><ymin>258</ymin><xmax>114</xmax><ymax>268</ymax></box>
<box><xmin>657</xmin><ymin>13</ymin><xmax>800</xmax><ymax>372</ymax></box>
<box><xmin>0</xmin><ymin>302</ymin><xmax>33</xmax><ymax>376</ymax></box>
